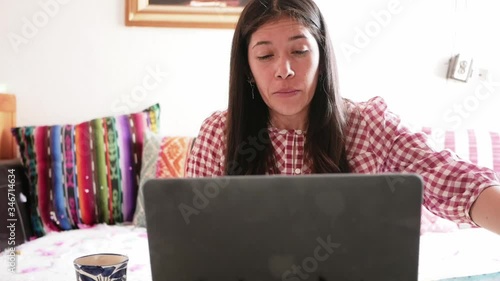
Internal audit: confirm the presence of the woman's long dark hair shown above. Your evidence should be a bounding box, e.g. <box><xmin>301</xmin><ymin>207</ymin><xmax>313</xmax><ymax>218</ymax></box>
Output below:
<box><xmin>225</xmin><ymin>0</ymin><xmax>350</xmax><ymax>175</ymax></box>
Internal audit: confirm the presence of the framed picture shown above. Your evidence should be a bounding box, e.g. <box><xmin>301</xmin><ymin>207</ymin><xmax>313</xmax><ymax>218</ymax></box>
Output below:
<box><xmin>126</xmin><ymin>0</ymin><xmax>249</xmax><ymax>29</ymax></box>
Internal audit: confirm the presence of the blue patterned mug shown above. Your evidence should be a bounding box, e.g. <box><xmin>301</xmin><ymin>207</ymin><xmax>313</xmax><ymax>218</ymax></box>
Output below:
<box><xmin>74</xmin><ymin>253</ymin><xmax>128</xmax><ymax>281</ymax></box>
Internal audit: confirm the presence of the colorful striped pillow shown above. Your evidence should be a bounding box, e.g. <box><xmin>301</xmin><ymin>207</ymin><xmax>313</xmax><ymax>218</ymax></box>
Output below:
<box><xmin>11</xmin><ymin>104</ymin><xmax>160</xmax><ymax>237</ymax></box>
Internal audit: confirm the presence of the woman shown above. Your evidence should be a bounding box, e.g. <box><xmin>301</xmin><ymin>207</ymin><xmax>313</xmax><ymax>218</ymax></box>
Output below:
<box><xmin>186</xmin><ymin>0</ymin><xmax>500</xmax><ymax>234</ymax></box>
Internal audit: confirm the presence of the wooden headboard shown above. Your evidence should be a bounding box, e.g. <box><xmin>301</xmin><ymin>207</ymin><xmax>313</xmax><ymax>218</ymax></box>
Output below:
<box><xmin>0</xmin><ymin>93</ymin><xmax>17</xmax><ymax>159</ymax></box>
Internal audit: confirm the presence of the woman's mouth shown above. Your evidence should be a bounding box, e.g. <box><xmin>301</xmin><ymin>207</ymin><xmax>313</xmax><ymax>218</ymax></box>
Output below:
<box><xmin>274</xmin><ymin>89</ymin><xmax>300</xmax><ymax>96</ymax></box>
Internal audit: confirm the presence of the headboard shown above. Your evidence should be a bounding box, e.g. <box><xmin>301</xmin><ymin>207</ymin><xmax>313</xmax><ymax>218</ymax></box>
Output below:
<box><xmin>0</xmin><ymin>93</ymin><xmax>16</xmax><ymax>159</ymax></box>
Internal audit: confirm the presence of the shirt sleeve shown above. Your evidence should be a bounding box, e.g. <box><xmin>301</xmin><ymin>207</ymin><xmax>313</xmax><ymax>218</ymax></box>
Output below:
<box><xmin>185</xmin><ymin>111</ymin><xmax>226</xmax><ymax>178</ymax></box>
<box><xmin>356</xmin><ymin>97</ymin><xmax>500</xmax><ymax>225</ymax></box>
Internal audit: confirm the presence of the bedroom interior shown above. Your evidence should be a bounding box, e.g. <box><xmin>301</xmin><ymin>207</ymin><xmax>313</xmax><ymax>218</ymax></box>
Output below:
<box><xmin>1</xmin><ymin>0</ymin><xmax>500</xmax><ymax>280</ymax></box>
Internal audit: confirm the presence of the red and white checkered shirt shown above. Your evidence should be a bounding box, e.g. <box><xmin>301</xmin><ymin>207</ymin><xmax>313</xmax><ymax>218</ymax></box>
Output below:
<box><xmin>186</xmin><ymin>96</ymin><xmax>499</xmax><ymax>224</ymax></box>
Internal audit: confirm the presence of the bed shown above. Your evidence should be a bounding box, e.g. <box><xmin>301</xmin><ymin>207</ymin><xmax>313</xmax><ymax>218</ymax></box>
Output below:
<box><xmin>1</xmin><ymin>94</ymin><xmax>500</xmax><ymax>280</ymax></box>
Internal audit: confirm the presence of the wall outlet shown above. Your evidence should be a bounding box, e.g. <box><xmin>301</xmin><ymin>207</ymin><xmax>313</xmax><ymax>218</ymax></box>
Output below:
<box><xmin>447</xmin><ymin>54</ymin><xmax>474</xmax><ymax>82</ymax></box>
<box><xmin>477</xmin><ymin>68</ymin><xmax>490</xmax><ymax>81</ymax></box>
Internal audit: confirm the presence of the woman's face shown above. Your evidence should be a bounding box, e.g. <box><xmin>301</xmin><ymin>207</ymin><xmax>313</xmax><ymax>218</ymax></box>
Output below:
<box><xmin>248</xmin><ymin>16</ymin><xmax>320</xmax><ymax>129</ymax></box>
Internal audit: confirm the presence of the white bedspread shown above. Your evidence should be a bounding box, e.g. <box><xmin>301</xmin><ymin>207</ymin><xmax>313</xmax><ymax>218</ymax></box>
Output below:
<box><xmin>1</xmin><ymin>224</ymin><xmax>499</xmax><ymax>281</ymax></box>
<box><xmin>1</xmin><ymin>224</ymin><xmax>151</xmax><ymax>281</ymax></box>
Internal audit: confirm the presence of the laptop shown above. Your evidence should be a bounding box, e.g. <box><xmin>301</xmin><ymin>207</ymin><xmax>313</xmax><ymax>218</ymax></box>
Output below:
<box><xmin>144</xmin><ymin>174</ymin><xmax>423</xmax><ymax>281</ymax></box>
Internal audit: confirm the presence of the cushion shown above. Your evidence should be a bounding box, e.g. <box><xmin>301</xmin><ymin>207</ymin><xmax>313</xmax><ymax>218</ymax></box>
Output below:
<box><xmin>11</xmin><ymin>104</ymin><xmax>160</xmax><ymax>237</ymax></box>
<box><xmin>422</xmin><ymin>127</ymin><xmax>500</xmax><ymax>174</ymax></box>
<box><xmin>133</xmin><ymin>134</ymin><xmax>195</xmax><ymax>227</ymax></box>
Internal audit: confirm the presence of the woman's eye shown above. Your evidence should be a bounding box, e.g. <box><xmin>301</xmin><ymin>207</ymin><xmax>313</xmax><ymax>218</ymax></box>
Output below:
<box><xmin>293</xmin><ymin>50</ymin><xmax>309</xmax><ymax>55</ymax></box>
<box><xmin>257</xmin><ymin>54</ymin><xmax>273</xmax><ymax>61</ymax></box>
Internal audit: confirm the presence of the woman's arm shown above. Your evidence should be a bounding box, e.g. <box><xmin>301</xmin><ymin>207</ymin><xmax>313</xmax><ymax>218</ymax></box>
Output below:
<box><xmin>470</xmin><ymin>185</ymin><xmax>500</xmax><ymax>235</ymax></box>
<box><xmin>351</xmin><ymin>97</ymin><xmax>500</xmax><ymax>226</ymax></box>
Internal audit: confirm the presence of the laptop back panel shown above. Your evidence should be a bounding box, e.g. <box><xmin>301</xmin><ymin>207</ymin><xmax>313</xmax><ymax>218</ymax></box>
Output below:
<box><xmin>144</xmin><ymin>174</ymin><xmax>423</xmax><ymax>281</ymax></box>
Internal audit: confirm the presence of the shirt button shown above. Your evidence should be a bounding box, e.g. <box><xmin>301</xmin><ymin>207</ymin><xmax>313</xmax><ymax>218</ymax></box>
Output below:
<box><xmin>280</xmin><ymin>130</ymin><xmax>287</xmax><ymax>135</ymax></box>
<box><xmin>296</xmin><ymin>130</ymin><xmax>302</xmax><ymax>135</ymax></box>
<box><xmin>295</xmin><ymin>168</ymin><xmax>301</xmax><ymax>174</ymax></box>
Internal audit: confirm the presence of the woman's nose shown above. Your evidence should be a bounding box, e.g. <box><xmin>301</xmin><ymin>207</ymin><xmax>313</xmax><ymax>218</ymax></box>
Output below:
<box><xmin>275</xmin><ymin>57</ymin><xmax>295</xmax><ymax>79</ymax></box>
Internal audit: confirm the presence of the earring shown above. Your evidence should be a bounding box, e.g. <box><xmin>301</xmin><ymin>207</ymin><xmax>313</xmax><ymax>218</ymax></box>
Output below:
<box><xmin>248</xmin><ymin>80</ymin><xmax>255</xmax><ymax>100</ymax></box>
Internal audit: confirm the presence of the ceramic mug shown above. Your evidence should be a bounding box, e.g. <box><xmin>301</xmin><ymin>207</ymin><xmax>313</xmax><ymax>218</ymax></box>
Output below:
<box><xmin>73</xmin><ymin>253</ymin><xmax>128</xmax><ymax>281</ymax></box>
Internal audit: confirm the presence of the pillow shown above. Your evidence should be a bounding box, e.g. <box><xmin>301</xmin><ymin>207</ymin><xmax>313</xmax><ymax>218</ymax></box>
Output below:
<box><xmin>11</xmin><ymin>104</ymin><xmax>160</xmax><ymax>237</ymax></box>
<box><xmin>422</xmin><ymin>127</ymin><xmax>500</xmax><ymax>174</ymax></box>
<box><xmin>133</xmin><ymin>134</ymin><xmax>195</xmax><ymax>227</ymax></box>
<box><xmin>132</xmin><ymin>131</ymin><xmax>162</xmax><ymax>228</ymax></box>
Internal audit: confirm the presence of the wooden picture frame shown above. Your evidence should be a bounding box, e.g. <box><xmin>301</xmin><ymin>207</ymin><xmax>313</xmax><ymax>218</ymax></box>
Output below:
<box><xmin>125</xmin><ymin>0</ymin><xmax>246</xmax><ymax>29</ymax></box>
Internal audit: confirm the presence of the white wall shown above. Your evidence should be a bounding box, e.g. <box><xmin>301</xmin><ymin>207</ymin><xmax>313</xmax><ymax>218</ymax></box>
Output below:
<box><xmin>317</xmin><ymin>0</ymin><xmax>500</xmax><ymax>131</ymax></box>
<box><xmin>1</xmin><ymin>0</ymin><xmax>499</xmax><ymax>137</ymax></box>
